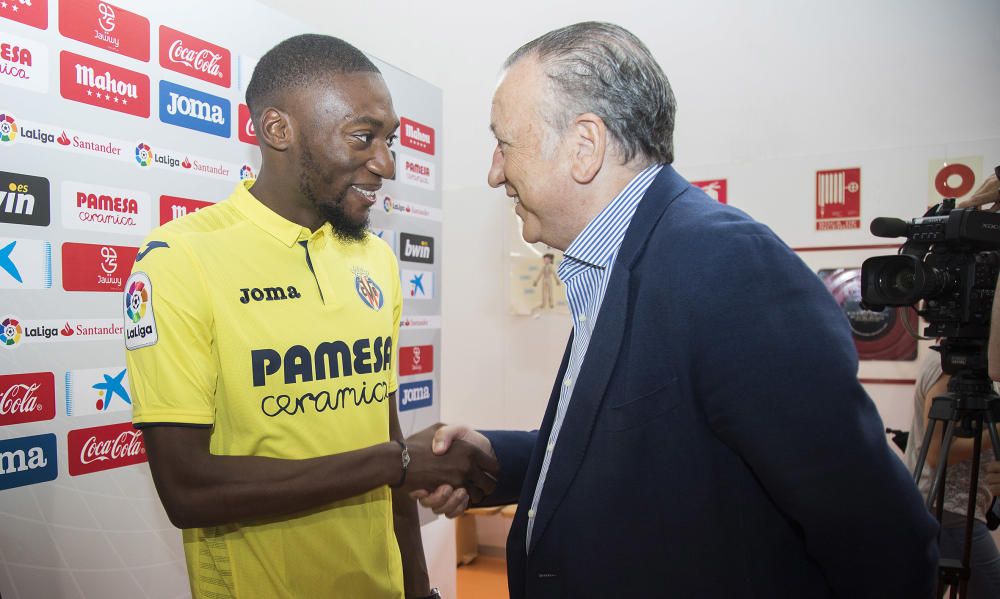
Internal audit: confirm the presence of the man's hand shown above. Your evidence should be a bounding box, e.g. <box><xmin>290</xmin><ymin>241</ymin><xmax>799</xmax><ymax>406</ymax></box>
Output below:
<box><xmin>402</xmin><ymin>424</ymin><xmax>498</xmax><ymax>504</ymax></box>
<box><xmin>409</xmin><ymin>425</ymin><xmax>495</xmax><ymax>518</ymax></box>
<box><xmin>957</xmin><ymin>174</ymin><xmax>1000</xmax><ymax>211</ymax></box>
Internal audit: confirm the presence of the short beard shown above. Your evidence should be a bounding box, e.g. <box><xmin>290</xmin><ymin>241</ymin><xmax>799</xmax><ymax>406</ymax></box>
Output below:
<box><xmin>298</xmin><ymin>146</ymin><xmax>369</xmax><ymax>243</ymax></box>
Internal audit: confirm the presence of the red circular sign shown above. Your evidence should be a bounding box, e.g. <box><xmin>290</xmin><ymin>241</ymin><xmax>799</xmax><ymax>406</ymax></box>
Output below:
<box><xmin>934</xmin><ymin>163</ymin><xmax>976</xmax><ymax>198</ymax></box>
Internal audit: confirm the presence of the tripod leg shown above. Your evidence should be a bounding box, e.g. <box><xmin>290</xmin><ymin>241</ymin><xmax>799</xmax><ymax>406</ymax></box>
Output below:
<box><xmin>927</xmin><ymin>420</ymin><xmax>958</xmax><ymax>510</ymax></box>
<box><xmin>987</xmin><ymin>422</ymin><xmax>1000</xmax><ymax>530</ymax></box>
<box><xmin>914</xmin><ymin>418</ymin><xmax>941</xmax><ymax>484</ymax></box>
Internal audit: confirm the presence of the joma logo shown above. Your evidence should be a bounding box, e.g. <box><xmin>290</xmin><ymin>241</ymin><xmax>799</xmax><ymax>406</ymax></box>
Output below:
<box><xmin>239</xmin><ymin>286</ymin><xmax>301</xmax><ymax>304</ymax></box>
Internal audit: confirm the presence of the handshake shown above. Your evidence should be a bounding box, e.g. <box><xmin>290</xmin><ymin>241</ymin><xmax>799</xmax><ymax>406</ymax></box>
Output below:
<box><xmin>399</xmin><ymin>424</ymin><xmax>495</xmax><ymax>517</ymax></box>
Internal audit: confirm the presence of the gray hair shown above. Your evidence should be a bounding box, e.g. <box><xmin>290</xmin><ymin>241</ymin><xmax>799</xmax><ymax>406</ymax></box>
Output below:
<box><xmin>504</xmin><ymin>22</ymin><xmax>676</xmax><ymax>165</ymax></box>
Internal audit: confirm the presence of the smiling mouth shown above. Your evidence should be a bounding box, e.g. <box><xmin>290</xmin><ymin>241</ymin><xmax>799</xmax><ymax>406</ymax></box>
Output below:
<box><xmin>352</xmin><ymin>185</ymin><xmax>379</xmax><ymax>204</ymax></box>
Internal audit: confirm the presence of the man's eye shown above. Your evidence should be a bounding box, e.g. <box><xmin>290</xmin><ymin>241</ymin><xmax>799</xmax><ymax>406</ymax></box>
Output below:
<box><xmin>387</xmin><ymin>134</ymin><xmax>398</xmax><ymax>147</ymax></box>
<box><xmin>354</xmin><ymin>133</ymin><xmax>374</xmax><ymax>144</ymax></box>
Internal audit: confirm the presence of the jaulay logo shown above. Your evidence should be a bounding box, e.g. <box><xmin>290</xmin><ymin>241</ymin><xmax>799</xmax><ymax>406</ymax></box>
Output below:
<box><xmin>58</xmin><ymin>0</ymin><xmax>150</xmax><ymax>62</ymax></box>
<box><xmin>0</xmin><ymin>433</ymin><xmax>58</xmax><ymax>491</ymax></box>
<box><xmin>61</xmin><ymin>242</ymin><xmax>138</xmax><ymax>292</ymax></box>
<box><xmin>399</xmin><ymin>345</ymin><xmax>433</xmax><ymax>377</ymax></box>
<box><xmin>159</xmin><ymin>80</ymin><xmax>230</xmax><ymax>138</ymax></box>
<box><xmin>0</xmin><ymin>372</ymin><xmax>56</xmax><ymax>426</ymax></box>
<box><xmin>399</xmin><ymin>380</ymin><xmax>433</xmax><ymax>412</ymax></box>
<box><xmin>400</xmin><ymin>117</ymin><xmax>435</xmax><ymax>155</ymax></box>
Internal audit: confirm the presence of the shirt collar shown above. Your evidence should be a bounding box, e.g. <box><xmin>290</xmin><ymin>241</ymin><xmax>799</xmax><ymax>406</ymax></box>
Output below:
<box><xmin>558</xmin><ymin>163</ymin><xmax>664</xmax><ymax>281</ymax></box>
<box><xmin>229</xmin><ymin>180</ymin><xmax>331</xmax><ymax>247</ymax></box>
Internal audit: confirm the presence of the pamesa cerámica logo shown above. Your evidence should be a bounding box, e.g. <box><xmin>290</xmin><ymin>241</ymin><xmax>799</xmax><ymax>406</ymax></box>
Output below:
<box><xmin>158</xmin><ymin>80</ymin><xmax>230</xmax><ymax>138</ymax></box>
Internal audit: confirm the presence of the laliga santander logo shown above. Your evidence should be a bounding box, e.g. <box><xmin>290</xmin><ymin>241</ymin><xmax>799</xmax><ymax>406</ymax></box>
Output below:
<box><xmin>57</xmin><ymin>131</ymin><xmax>71</xmax><ymax>146</ymax></box>
<box><xmin>125</xmin><ymin>278</ymin><xmax>148</xmax><ymax>323</ymax></box>
<box><xmin>1</xmin><ymin>317</ymin><xmax>22</xmax><ymax>346</ymax></box>
<box><xmin>0</xmin><ymin>114</ymin><xmax>18</xmax><ymax>143</ymax></box>
<box><xmin>383</xmin><ymin>196</ymin><xmax>393</xmax><ymax>213</ymax></box>
<box><xmin>135</xmin><ymin>143</ymin><xmax>151</xmax><ymax>167</ymax></box>
<box><xmin>239</xmin><ymin>164</ymin><xmax>255</xmax><ymax>181</ymax></box>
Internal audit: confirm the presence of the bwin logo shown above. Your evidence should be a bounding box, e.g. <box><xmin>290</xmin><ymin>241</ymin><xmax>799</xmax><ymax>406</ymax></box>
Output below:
<box><xmin>240</xmin><ymin>286</ymin><xmax>302</xmax><ymax>304</ymax></box>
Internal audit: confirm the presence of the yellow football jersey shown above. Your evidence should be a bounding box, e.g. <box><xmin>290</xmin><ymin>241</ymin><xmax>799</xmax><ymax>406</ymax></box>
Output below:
<box><xmin>124</xmin><ymin>180</ymin><xmax>404</xmax><ymax>598</ymax></box>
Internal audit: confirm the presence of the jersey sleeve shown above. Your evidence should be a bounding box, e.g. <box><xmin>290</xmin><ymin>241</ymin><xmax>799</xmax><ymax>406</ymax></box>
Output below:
<box><xmin>125</xmin><ymin>233</ymin><xmax>216</xmax><ymax>427</ymax></box>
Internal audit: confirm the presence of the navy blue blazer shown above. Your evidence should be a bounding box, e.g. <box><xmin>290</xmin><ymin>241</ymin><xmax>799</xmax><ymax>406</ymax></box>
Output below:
<box><xmin>481</xmin><ymin>165</ymin><xmax>938</xmax><ymax>598</ymax></box>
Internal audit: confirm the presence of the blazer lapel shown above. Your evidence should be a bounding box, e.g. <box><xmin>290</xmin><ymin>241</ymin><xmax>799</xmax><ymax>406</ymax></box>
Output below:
<box><xmin>526</xmin><ymin>165</ymin><xmax>690</xmax><ymax>553</ymax></box>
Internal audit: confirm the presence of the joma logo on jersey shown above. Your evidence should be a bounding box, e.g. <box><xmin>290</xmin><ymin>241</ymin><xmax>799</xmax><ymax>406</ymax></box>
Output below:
<box><xmin>239</xmin><ymin>286</ymin><xmax>301</xmax><ymax>304</ymax></box>
<box><xmin>251</xmin><ymin>336</ymin><xmax>393</xmax><ymax>387</ymax></box>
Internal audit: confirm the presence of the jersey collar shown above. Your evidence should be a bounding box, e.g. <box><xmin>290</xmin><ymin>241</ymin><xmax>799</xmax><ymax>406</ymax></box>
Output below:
<box><xmin>229</xmin><ymin>180</ymin><xmax>319</xmax><ymax>247</ymax></box>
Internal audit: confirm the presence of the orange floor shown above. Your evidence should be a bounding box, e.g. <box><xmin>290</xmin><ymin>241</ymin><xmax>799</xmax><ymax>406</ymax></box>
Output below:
<box><xmin>456</xmin><ymin>556</ymin><xmax>508</xmax><ymax>599</ymax></box>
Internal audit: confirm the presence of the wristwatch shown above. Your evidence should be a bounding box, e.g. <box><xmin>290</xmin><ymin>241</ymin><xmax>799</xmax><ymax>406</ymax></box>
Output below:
<box><xmin>412</xmin><ymin>589</ymin><xmax>441</xmax><ymax>599</ymax></box>
<box><xmin>391</xmin><ymin>439</ymin><xmax>410</xmax><ymax>488</ymax></box>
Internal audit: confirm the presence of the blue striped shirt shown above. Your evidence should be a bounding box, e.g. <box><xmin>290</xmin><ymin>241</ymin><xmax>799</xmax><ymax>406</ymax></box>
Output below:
<box><xmin>525</xmin><ymin>163</ymin><xmax>663</xmax><ymax>551</ymax></box>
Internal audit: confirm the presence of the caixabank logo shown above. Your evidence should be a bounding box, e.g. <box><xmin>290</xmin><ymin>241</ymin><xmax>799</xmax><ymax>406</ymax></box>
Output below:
<box><xmin>1</xmin><ymin>33</ymin><xmax>49</xmax><ymax>93</ymax></box>
<box><xmin>59</xmin><ymin>0</ymin><xmax>150</xmax><ymax>62</ymax></box>
<box><xmin>65</xmin><ymin>367</ymin><xmax>131</xmax><ymax>417</ymax></box>
<box><xmin>0</xmin><ymin>170</ymin><xmax>50</xmax><ymax>226</ymax></box>
<box><xmin>0</xmin><ymin>433</ymin><xmax>58</xmax><ymax>491</ymax></box>
<box><xmin>0</xmin><ymin>236</ymin><xmax>52</xmax><ymax>290</ymax></box>
<box><xmin>159</xmin><ymin>80</ymin><xmax>230</xmax><ymax>138</ymax></box>
<box><xmin>399</xmin><ymin>380</ymin><xmax>432</xmax><ymax>412</ymax></box>
<box><xmin>59</xmin><ymin>50</ymin><xmax>150</xmax><ymax>118</ymax></box>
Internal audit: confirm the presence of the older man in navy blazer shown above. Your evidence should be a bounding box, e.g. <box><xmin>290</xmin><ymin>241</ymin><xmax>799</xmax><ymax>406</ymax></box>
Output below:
<box><xmin>409</xmin><ymin>21</ymin><xmax>938</xmax><ymax>598</ymax></box>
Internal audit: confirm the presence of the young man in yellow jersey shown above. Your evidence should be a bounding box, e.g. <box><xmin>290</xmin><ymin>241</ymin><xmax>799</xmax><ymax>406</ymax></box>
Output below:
<box><xmin>124</xmin><ymin>35</ymin><xmax>496</xmax><ymax>599</ymax></box>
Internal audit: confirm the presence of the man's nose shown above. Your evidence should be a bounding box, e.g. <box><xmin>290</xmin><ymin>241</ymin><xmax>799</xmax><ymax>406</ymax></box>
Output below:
<box><xmin>370</xmin><ymin>142</ymin><xmax>395</xmax><ymax>179</ymax></box>
<box><xmin>487</xmin><ymin>145</ymin><xmax>505</xmax><ymax>188</ymax></box>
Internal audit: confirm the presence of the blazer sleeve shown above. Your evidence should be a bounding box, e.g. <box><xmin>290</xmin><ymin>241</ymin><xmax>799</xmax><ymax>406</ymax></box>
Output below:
<box><xmin>477</xmin><ymin>430</ymin><xmax>538</xmax><ymax>506</ymax></box>
<box><xmin>684</xmin><ymin>228</ymin><xmax>938</xmax><ymax>598</ymax></box>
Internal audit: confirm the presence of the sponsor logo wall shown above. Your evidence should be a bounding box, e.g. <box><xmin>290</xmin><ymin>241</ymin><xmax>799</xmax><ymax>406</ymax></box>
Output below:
<box><xmin>0</xmin><ymin>4</ymin><xmax>442</xmax><ymax>596</ymax></box>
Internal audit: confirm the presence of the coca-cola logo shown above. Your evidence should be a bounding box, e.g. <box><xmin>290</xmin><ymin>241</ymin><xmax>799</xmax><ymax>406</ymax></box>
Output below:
<box><xmin>68</xmin><ymin>421</ymin><xmax>147</xmax><ymax>476</ymax></box>
<box><xmin>80</xmin><ymin>429</ymin><xmax>143</xmax><ymax>464</ymax></box>
<box><xmin>168</xmin><ymin>40</ymin><xmax>222</xmax><ymax>78</ymax></box>
<box><xmin>159</xmin><ymin>26</ymin><xmax>230</xmax><ymax>88</ymax></box>
<box><xmin>0</xmin><ymin>372</ymin><xmax>55</xmax><ymax>426</ymax></box>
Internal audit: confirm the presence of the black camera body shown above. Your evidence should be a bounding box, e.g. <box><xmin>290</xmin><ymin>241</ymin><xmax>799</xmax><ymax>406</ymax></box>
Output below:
<box><xmin>860</xmin><ymin>199</ymin><xmax>1000</xmax><ymax>340</ymax></box>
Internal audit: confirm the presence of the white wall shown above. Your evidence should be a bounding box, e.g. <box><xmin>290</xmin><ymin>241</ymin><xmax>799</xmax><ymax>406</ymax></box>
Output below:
<box><xmin>259</xmin><ymin>0</ymin><xmax>1000</xmax><ymax>432</ymax></box>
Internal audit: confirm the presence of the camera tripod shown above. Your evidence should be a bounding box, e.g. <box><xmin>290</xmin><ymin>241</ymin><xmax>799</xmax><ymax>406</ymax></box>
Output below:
<box><xmin>911</xmin><ymin>344</ymin><xmax>1000</xmax><ymax>599</ymax></box>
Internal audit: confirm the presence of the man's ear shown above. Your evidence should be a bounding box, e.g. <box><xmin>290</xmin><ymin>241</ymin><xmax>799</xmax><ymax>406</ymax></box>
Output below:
<box><xmin>257</xmin><ymin>107</ymin><xmax>293</xmax><ymax>152</ymax></box>
<box><xmin>569</xmin><ymin>112</ymin><xmax>607</xmax><ymax>184</ymax></box>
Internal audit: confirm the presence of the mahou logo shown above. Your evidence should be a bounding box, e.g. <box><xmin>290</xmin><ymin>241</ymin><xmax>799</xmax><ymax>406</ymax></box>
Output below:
<box><xmin>58</xmin><ymin>0</ymin><xmax>150</xmax><ymax>62</ymax></box>
<box><xmin>61</xmin><ymin>242</ymin><xmax>138</xmax><ymax>292</ymax></box>
<box><xmin>400</xmin><ymin>117</ymin><xmax>435</xmax><ymax>155</ymax></box>
<box><xmin>160</xmin><ymin>195</ymin><xmax>212</xmax><ymax>224</ymax></box>
<box><xmin>238</xmin><ymin>103</ymin><xmax>257</xmax><ymax>145</ymax></box>
<box><xmin>0</xmin><ymin>0</ymin><xmax>48</xmax><ymax>30</ymax></box>
<box><xmin>0</xmin><ymin>372</ymin><xmax>56</xmax><ymax>426</ymax></box>
<box><xmin>59</xmin><ymin>50</ymin><xmax>150</xmax><ymax>118</ymax></box>
<box><xmin>159</xmin><ymin>25</ymin><xmax>231</xmax><ymax>88</ymax></box>
<box><xmin>68</xmin><ymin>421</ymin><xmax>146</xmax><ymax>476</ymax></box>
